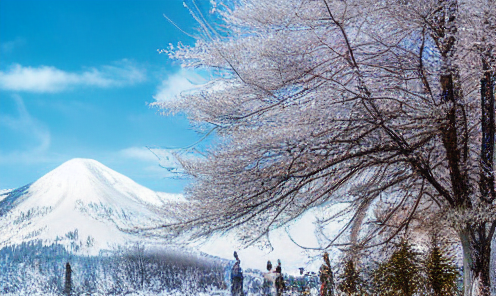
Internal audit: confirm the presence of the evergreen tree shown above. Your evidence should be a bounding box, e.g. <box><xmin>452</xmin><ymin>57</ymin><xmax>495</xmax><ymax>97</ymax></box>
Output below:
<box><xmin>425</xmin><ymin>244</ymin><xmax>460</xmax><ymax>296</ymax></box>
<box><xmin>338</xmin><ymin>258</ymin><xmax>363</xmax><ymax>296</ymax></box>
<box><xmin>372</xmin><ymin>240</ymin><xmax>423</xmax><ymax>296</ymax></box>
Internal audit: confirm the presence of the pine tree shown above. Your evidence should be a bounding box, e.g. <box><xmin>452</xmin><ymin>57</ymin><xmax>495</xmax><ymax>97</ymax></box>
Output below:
<box><xmin>425</xmin><ymin>244</ymin><xmax>460</xmax><ymax>296</ymax></box>
<box><xmin>372</xmin><ymin>240</ymin><xmax>423</xmax><ymax>296</ymax></box>
<box><xmin>338</xmin><ymin>259</ymin><xmax>362</xmax><ymax>296</ymax></box>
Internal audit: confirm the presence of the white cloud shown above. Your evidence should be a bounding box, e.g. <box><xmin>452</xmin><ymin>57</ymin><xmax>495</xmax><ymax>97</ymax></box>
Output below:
<box><xmin>146</xmin><ymin>147</ymin><xmax>183</xmax><ymax>169</ymax></box>
<box><xmin>119</xmin><ymin>147</ymin><xmax>158</xmax><ymax>162</ymax></box>
<box><xmin>119</xmin><ymin>146</ymin><xmax>186</xmax><ymax>176</ymax></box>
<box><xmin>116</xmin><ymin>147</ymin><xmax>185</xmax><ymax>184</ymax></box>
<box><xmin>0</xmin><ymin>60</ymin><xmax>146</xmax><ymax>93</ymax></box>
<box><xmin>154</xmin><ymin>69</ymin><xmax>207</xmax><ymax>102</ymax></box>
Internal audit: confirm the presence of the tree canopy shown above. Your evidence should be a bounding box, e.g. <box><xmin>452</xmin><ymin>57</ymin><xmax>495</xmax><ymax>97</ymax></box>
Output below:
<box><xmin>155</xmin><ymin>0</ymin><xmax>495</xmax><ymax>295</ymax></box>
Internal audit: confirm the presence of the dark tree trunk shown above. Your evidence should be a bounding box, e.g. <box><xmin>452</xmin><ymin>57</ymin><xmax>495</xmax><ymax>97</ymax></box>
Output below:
<box><xmin>440</xmin><ymin>73</ymin><xmax>470</xmax><ymax>207</ymax></box>
<box><xmin>64</xmin><ymin>262</ymin><xmax>72</xmax><ymax>296</ymax></box>
<box><xmin>460</xmin><ymin>223</ymin><xmax>494</xmax><ymax>296</ymax></box>
<box><xmin>470</xmin><ymin>43</ymin><xmax>496</xmax><ymax>295</ymax></box>
<box><xmin>439</xmin><ymin>69</ymin><xmax>495</xmax><ymax>296</ymax></box>
<box><xmin>480</xmin><ymin>68</ymin><xmax>495</xmax><ymax>203</ymax></box>
<box><xmin>459</xmin><ymin>60</ymin><xmax>496</xmax><ymax>296</ymax></box>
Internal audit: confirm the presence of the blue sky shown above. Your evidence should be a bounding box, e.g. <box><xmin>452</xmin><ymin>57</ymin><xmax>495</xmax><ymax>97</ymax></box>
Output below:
<box><xmin>0</xmin><ymin>0</ymin><xmax>208</xmax><ymax>192</ymax></box>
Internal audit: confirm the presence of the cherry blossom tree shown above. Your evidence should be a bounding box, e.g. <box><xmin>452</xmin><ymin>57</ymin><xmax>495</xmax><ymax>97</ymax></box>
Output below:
<box><xmin>154</xmin><ymin>0</ymin><xmax>495</xmax><ymax>295</ymax></box>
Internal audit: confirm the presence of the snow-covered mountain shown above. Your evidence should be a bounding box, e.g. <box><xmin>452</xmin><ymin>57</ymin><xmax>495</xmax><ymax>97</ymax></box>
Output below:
<box><xmin>0</xmin><ymin>158</ymin><xmax>333</xmax><ymax>274</ymax></box>
<box><xmin>0</xmin><ymin>158</ymin><xmax>183</xmax><ymax>254</ymax></box>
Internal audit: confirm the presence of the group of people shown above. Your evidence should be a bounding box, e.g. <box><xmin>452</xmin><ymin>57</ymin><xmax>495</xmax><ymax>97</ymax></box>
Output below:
<box><xmin>262</xmin><ymin>259</ymin><xmax>286</xmax><ymax>296</ymax></box>
<box><xmin>230</xmin><ymin>252</ymin><xmax>285</xmax><ymax>296</ymax></box>
<box><xmin>230</xmin><ymin>251</ymin><xmax>334</xmax><ymax>296</ymax></box>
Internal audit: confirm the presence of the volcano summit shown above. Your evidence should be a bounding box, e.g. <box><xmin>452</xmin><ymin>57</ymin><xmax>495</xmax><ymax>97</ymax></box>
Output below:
<box><xmin>0</xmin><ymin>158</ymin><xmax>181</xmax><ymax>254</ymax></box>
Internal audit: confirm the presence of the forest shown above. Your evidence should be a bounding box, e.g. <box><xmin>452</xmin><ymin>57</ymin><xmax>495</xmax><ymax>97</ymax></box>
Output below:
<box><xmin>0</xmin><ymin>241</ymin><xmax>227</xmax><ymax>295</ymax></box>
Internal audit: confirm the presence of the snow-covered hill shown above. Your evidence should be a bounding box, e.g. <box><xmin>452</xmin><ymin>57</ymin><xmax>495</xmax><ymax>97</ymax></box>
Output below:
<box><xmin>0</xmin><ymin>158</ymin><xmax>183</xmax><ymax>254</ymax></box>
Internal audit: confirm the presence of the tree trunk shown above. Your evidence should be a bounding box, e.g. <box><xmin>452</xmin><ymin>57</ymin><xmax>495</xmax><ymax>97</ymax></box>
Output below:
<box><xmin>479</xmin><ymin>69</ymin><xmax>495</xmax><ymax>203</ymax></box>
<box><xmin>460</xmin><ymin>227</ymin><xmax>492</xmax><ymax>296</ymax></box>
<box><xmin>64</xmin><ymin>262</ymin><xmax>72</xmax><ymax>296</ymax></box>
<box><xmin>477</xmin><ymin>30</ymin><xmax>495</xmax><ymax>295</ymax></box>
<box><xmin>491</xmin><ymin>235</ymin><xmax>496</xmax><ymax>295</ymax></box>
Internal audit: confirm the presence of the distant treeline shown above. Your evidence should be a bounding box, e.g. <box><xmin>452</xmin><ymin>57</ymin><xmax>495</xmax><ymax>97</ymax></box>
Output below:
<box><xmin>0</xmin><ymin>240</ymin><xmax>227</xmax><ymax>295</ymax></box>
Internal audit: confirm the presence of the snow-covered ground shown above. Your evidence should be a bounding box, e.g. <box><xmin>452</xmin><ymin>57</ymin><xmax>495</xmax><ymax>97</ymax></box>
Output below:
<box><xmin>1</xmin><ymin>290</ymin><xmax>232</xmax><ymax>296</ymax></box>
<box><xmin>198</xmin><ymin>208</ymin><xmax>335</xmax><ymax>275</ymax></box>
<box><xmin>3</xmin><ymin>291</ymin><xmax>319</xmax><ymax>296</ymax></box>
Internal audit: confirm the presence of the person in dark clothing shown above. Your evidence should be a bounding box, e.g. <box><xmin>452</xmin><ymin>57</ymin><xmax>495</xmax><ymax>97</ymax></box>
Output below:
<box><xmin>231</xmin><ymin>251</ymin><xmax>244</xmax><ymax>296</ymax></box>
<box><xmin>267</xmin><ymin>260</ymin><xmax>273</xmax><ymax>272</ymax></box>
<box><xmin>275</xmin><ymin>260</ymin><xmax>285</xmax><ymax>296</ymax></box>
<box><xmin>319</xmin><ymin>252</ymin><xmax>334</xmax><ymax>296</ymax></box>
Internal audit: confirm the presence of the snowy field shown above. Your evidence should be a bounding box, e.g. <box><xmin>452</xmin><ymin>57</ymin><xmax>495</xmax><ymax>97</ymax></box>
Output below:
<box><xmin>2</xmin><ymin>289</ymin><xmax>321</xmax><ymax>296</ymax></box>
<box><xmin>1</xmin><ymin>290</ymin><xmax>230</xmax><ymax>296</ymax></box>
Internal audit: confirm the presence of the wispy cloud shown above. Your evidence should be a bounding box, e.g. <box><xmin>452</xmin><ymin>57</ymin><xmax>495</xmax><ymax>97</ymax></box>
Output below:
<box><xmin>119</xmin><ymin>147</ymin><xmax>158</xmax><ymax>162</ymax></box>
<box><xmin>154</xmin><ymin>69</ymin><xmax>206</xmax><ymax>102</ymax></box>
<box><xmin>0</xmin><ymin>60</ymin><xmax>146</xmax><ymax>93</ymax></box>
<box><xmin>0</xmin><ymin>95</ymin><xmax>52</xmax><ymax>164</ymax></box>
<box><xmin>1</xmin><ymin>37</ymin><xmax>26</xmax><ymax>54</ymax></box>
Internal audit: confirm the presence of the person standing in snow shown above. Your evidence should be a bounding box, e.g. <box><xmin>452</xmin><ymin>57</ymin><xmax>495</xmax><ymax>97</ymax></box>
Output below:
<box><xmin>319</xmin><ymin>252</ymin><xmax>334</xmax><ymax>296</ymax></box>
<box><xmin>262</xmin><ymin>260</ymin><xmax>276</xmax><ymax>295</ymax></box>
<box><xmin>275</xmin><ymin>260</ymin><xmax>285</xmax><ymax>296</ymax></box>
<box><xmin>231</xmin><ymin>251</ymin><xmax>244</xmax><ymax>296</ymax></box>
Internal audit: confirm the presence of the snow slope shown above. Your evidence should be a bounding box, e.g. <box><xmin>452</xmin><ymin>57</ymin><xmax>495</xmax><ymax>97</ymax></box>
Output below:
<box><xmin>0</xmin><ymin>158</ymin><xmax>182</xmax><ymax>254</ymax></box>
<box><xmin>0</xmin><ymin>189</ymin><xmax>13</xmax><ymax>202</ymax></box>
<box><xmin>198</xmin><ymin>208</ymin><xmax>335</xmax><ymax>275</ymax></box>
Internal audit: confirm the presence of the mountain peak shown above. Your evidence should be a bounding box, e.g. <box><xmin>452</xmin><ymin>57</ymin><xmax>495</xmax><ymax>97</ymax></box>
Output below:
<box><xmin>61</xmin><ymin>157</ymin><xmax>100</xmax><ymax>167</ymax></box>
<box><xmin>0</xmin><ymin>158</ymin><xmax>178</xmax><ymax>254</ymax></box>
<box><xmin>30</xmin><ymin>158</ymin><xmax>165</xmax><ymax>206</ymax></box>
<box><xmin>52</xmin><ymin>158</ymin><xmax>110</xmax><ymax>178</ymax></box>
<box><xmin>33</xmin><ymin>158</ymin><xmax>116</xmax><ymax>194</ymax></box>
